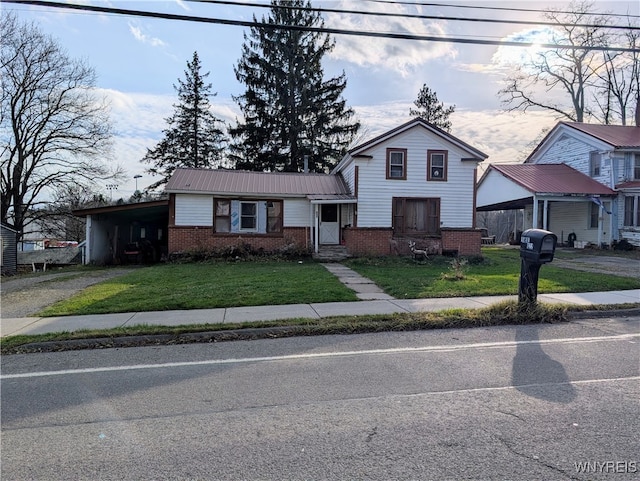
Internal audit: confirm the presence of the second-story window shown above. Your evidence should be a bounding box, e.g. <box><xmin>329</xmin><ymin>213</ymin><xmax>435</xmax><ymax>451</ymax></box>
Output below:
<box><xmin>386</xmin><ymin>148</ymin><xmax>407</xmax><ymax>180</ymax></box>
<box><xmin>590</xmin><ymin>151</ymin><xmax>601</xmax><ymax>177</ymax></box>
<box><xmin>427</xmin><ymin>150</ymin><xmax>448</xmax><ymax>181</ymax></box>
<box><xmin>634</xmin><ymin>154</ymin><xmax>640</xmax><ymax>180</ymax></box>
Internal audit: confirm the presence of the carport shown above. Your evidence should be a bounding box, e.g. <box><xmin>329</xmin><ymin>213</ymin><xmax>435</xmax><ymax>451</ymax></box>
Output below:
<box><xmin>74</xmin><ymin>200</ymin><xmax>169</xmax><ymax>265</ymax></box>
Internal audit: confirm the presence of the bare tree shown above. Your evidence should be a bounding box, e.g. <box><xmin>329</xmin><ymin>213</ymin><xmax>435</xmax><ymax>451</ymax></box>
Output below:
<box><xmin>592</xmin><ymin>26</ymin><xmax>640</xmax><ymax>125</ymax></box>
<box><xmin>498</xmin><ymin>1</ymin><xmax>638</xmax><ymax>124</ymax></box>
<box><xmin>1</xmin><ymin>13</ymin><xmax>118</xmax><ymax>240</ymax></box>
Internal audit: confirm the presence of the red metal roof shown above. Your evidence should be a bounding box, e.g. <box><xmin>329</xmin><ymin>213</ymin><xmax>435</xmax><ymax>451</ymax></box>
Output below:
<box><xmin>564</xmin><ymin>122</ymin><xmax>640</xmax><ymax>149</ymax></box>
<box><xmin>165</xmin><ymin>168</ymin><xmax>353</xmax><ymax>197</ymax></box>
<box><xmin>490</xmin><ymin>164</ymin><xmax>616</xmax><ymax>195</ymax></box>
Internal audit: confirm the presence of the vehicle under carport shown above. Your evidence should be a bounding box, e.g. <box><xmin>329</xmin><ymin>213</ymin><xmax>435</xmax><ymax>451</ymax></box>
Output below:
<box><xmin>73</xmin><ymin>200</ymin><xmax>169</xmax><ymax>265</ymax></box>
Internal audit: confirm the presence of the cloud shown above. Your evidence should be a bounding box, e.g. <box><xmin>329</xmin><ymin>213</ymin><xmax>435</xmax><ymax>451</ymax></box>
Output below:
<box><xmin>128</xmin><ymin>22</ymin><xmax>167</xmax><ymax>47</ymax></box>
<box><xmin>326</xmin><ymin>0</ymin><xmax>456</xmax><ymax>75</ymax></box>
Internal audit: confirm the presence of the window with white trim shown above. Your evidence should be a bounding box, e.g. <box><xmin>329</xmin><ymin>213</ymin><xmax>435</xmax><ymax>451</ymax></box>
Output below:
<box><xmin>427</xmin><ymin>150</ymin><xmax>448</xmax><ymax>181</ymax></box>
<box><xmin>240</xmin><ymin>201</ymin><xmax>258</xmax><ymax>231</ymax></box>
<box><xmin>386</xmin><ymin>148</ymin><xmax>407</xmax><ymax>180</ymax></box>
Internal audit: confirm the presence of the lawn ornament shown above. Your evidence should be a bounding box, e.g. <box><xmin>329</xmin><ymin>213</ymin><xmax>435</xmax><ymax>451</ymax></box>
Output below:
<box><xmin>408</xmin><ymin>241</ymin><xmax>428</xmax><ymax>261</ymax></box>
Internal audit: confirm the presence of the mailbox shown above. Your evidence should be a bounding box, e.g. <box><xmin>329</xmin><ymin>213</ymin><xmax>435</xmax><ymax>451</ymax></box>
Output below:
<box><xmin>520</xmin><ymin>229</ymin><xmax>557</xmax><ymax>264</ymax></box>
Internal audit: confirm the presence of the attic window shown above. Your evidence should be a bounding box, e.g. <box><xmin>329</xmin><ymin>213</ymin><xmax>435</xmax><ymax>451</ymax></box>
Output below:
<box><xmin>427</xmin><ymin>150</ymin><xmax>448</xmax><ymax>181</ymax></box>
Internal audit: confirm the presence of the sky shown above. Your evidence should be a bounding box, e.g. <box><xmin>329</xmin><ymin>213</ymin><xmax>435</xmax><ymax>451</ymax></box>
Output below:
<box><xmin>3</xmin><ymin>0</ymin><xmax>639</xmax><ymax>199</ymax></box>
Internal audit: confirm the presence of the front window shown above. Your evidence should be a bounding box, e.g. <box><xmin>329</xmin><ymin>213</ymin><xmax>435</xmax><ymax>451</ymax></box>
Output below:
<box><xmin>267</xmin><ymin>201</ymin><xmax>282</xmax><ymax>233</ymax></box>
<box><xmin>393</xmin><ymin>197</ymin><xmax>440</xmax><ymax>234</ymax></box>
<box><xmin>240</xmin><ymin>202</ymin><xmax>257</xmax><ymax>231</ymax></box>
<box><xmin>589</xmin><ymin>203</ymin><xmax>599</xmax><ymax>229</ymax></box>
<box><xmin>624</xmin><ymin>196</ymin><xmax>640</xmax><ymax>227</ymax></box>
<box><xmin>427</xmin><ymin>150</ymin><xmax>448</xmax><ymax>181</ymax></box>
<box><xmin>214</xmin><ymin>199</ymin><xmax>231</xmax><ymax>233</ymax></box>
<box><xmin>386</xmin><ymin>148</ymin><xmax>407</xmax><ymax>180</ymax></box>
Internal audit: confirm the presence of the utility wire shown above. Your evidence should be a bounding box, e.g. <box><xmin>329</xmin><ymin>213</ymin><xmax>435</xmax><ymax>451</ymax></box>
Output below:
<box><xmin>2</xmin><ymin>0</ymin><xmax>639</xmax><ymax>52</ymax></box>
<box><xmin>188</xmin><ymin>0</ymin><xmax>640</xmax><ymax>31</ymax></box>
<box><xmin>363</xmin><ymin>0</ymin><xmax>640</xmax><ymax>19</ymax></box>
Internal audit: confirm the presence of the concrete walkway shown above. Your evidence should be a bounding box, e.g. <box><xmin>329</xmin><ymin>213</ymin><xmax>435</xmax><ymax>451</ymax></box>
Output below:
<box><xmin>2</xmin><ymin>288</ymin><xmax>639</xmax><ymax>338</ymax></box>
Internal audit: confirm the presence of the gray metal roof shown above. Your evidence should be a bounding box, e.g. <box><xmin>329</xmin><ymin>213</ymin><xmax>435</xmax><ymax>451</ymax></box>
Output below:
<box><xmin>165</xmin><ymin>168</ymin><xmax>353</xmax><ymax>197</ymax></box>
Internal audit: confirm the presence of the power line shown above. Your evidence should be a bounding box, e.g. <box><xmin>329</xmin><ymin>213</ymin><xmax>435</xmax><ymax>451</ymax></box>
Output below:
<box><xmin>188</xmin><ymin>0</ymin><xmax>640</xmax><ymax>31</ymax></box>
<box><xmin>363</xmin><ymin>0</ymin><xmax>640</xmax><ymax>19</ymax></box>
<box><xmin>2</xmin><ymin>0</ymin><xmax>639</xmax><ymax>52</ymax></box>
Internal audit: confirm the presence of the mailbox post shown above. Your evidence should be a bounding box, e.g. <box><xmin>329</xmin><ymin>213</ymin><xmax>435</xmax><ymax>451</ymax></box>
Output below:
<box><xmin>519</xmin><ymin>229</ymin><xmax>557</xmax><ymax>305</ymax></box>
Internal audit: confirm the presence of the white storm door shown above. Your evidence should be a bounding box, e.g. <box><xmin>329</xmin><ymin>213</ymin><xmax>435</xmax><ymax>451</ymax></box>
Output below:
<box><xmin>319</xmin><ymin>204</ymin><xmax>339</xmax><ymax>245</ymax></box>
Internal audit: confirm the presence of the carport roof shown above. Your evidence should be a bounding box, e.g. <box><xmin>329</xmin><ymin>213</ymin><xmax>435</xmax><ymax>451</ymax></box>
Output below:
<box><xmin>488</xmin><ymin>164</ymin><xmax>616</xmax><ymax>196</ymax></box>
<box><xmin>73</xmin><ymin>200</ymin><xmax>169</xmax><ymax>220</ymax></box>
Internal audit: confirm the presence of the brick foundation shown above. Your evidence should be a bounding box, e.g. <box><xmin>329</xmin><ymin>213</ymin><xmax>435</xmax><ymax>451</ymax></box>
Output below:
<box><xmin>343</xmin><ymin>228</ymin><xmax>393</xmax><ymax>256</ymax></box>
<box><xmin>441</xmin><ymin>228</ymin><xmax>482</xmax><ymax>256</ymax></box>
<box><xmin>168</xmin><ymin>226</ymin><xmax>311</xmax><ymax>254</ymax></box>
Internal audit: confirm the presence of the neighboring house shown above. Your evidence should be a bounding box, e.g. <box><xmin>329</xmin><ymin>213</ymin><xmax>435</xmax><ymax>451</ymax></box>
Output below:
<box><xmin>165</xmin><ymin>118</ymin><xmax>488</xmax><ymax>257</ymax></box>
<box><xmin>477</xmin><ymin>122</ymin><xmax>640</xmax><ymax>247</ymax></box>
<box><xmin>1</xmin><ymin>222</ymin><xmax>18</xmax><ymax>275</ymax></box>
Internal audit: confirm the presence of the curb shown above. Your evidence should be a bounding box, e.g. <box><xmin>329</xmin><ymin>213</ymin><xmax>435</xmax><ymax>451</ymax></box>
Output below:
<box><xmin>6</xmin><ymin>307</ymin><xmax>639</xmax><ymax>354</ymax></box>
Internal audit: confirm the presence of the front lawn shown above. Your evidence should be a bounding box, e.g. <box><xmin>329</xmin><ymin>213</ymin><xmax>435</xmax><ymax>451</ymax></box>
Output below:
<box><xmin>344</xmin><ymin>247</ymin><xmax>640</xmax><ymax>299</ymax></box>
<box><xmin>38</xmin><ymin>261</ymin><xmax>358</xmax><ymax>316</ymax></box>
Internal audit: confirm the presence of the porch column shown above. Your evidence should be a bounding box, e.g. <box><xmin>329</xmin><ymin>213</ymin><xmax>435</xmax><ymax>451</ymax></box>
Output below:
<box><xmin>532</xmin><ymin>195</ymin><xmax>539</xmax><ymax>229</ymax></box>
<box><xmin>597</xmin><ymin>204</ymin><xmax>604</xmax><ymax>247</ymax></box>
<box><xmin>85</xmin><ymin>215</ymin><xmax>92</xmax><ymax>265</ymax></box>
<box><xmin>314</xmin><ymin>204</ymin><xmax>319</xmax><ymax>253</ymax></box>
<box><xmin>543</xmin><ymin>199</ymin><xmax>549</xmax><ymax>230</ymax></box>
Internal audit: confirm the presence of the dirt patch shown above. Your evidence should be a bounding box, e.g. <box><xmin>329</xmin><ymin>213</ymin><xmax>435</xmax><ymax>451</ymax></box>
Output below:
<box><xmin>1</xmin><ymin>268</ymin><xmax>136</xmax><ymax>318</ymax></box>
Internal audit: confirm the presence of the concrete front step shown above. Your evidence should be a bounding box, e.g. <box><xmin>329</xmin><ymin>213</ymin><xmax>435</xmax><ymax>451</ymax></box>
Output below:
<box><xmin>313</xmin><ymin>246</ymin><xmax>350</xmax><ymax>261</ymax></box>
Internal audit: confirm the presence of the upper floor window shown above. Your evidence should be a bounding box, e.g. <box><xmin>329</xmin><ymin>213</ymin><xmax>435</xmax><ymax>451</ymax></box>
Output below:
<box><xmin>427</xmin><ymin>150</ymin><xmax>448</xmax><ymax>181</ymax></box>
<box><xmin>386</xmin><ymin>148</ymin><xmax>407</xmax><ymax>180</ymax></box>
<box><xmin>589</xmin><ymin>151</ymin><xmax>601</xmax><ymax>177</ymax></box>
<box><xmin>634</xmin><ymin>154</ymin><xmax>640</xmax><ymax>180</ymax></box>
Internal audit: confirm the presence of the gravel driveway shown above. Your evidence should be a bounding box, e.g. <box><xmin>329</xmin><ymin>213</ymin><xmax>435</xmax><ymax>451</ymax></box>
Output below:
<box><xmin>1</xmin><ymin>268</ymin><xmax>135</xmax><ymax>318</ymax></box>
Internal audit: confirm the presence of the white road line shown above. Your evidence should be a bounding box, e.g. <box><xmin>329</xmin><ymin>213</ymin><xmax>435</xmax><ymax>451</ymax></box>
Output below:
<box><xmin>2</xmin><ymin>333</ymin><xmax>638</xmax><ymax>380</ymax></box>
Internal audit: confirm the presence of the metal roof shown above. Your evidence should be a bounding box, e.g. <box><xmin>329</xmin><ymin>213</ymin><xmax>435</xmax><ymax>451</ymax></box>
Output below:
<box><xmin>490</xmin><ymin>163</ymin><xmax>616</xmax><ymax>196</ymax></box>
<box><xmin>564</xmin><ymin>122</ymin><xmax>640</xmax><ymax>149</ymax></box>
<box><xmin>165</xmin><ymin>168</ymin><xmax>353</xmax><ymax>197</ymax></box>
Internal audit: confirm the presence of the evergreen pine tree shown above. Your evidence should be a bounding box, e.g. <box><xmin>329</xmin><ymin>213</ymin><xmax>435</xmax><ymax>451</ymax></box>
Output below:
<box><xmin>409</xmin><ymin>84</ymin><xmax>456</xmax><ymax>132</ymax></box>
<box><xmin>142</xmin><ymin>52</ymin><xmax>227</xmax><ymax>190</ymax></box>
<box><xmin>230</xmin><ymin>0</ymin><xmax>359</xmax><ymax>173</ymax></box>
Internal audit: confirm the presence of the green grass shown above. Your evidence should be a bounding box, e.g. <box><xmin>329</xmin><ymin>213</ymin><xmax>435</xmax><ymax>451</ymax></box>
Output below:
<box><xmin>1</xmin><ymin>301</ymin><xmax>581</xmax><ymax>354</ymax></box>
<box><xmin>38</xmin><ymin>261</ymin><xmax>358</xmax><ymax>316</ymax></box>
<box><xmin>345</xmin><ymin>247</ymin><xmax>640</xmax><ymax>299</ymax></box>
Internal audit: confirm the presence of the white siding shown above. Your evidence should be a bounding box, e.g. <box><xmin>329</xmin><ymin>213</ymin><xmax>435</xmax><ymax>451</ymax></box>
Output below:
<box><xmin>477</xmin><ymin>169</ymin><xmax>531</xmax><ymax>208</ymax></box>
<box><xmin>354</xmin><ymin>125</ymin><xmax>479</xmax><ymax>228</ymax></box>
<box><xmin>531</xmin><ymin>134</ymin><xmax>612</xmax><ymax>186</ymax></box>
<box><xmin>283</xmin><ymin>198</ymin><xmax>311</xmax><ymax>227</ymax></box>
<box><xmin>175</xmin><ymin>194</ymin><xmax>213</xmax><ymax>226</ymax></box>
<box><xmin>525</xmin><ymin>200</ymin><xmax>612</xmax><ymax>245</ymax></box>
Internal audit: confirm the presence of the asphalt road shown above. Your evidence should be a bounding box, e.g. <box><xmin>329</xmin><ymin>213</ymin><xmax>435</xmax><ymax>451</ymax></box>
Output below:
<box><xmin>2</xmin><ymin>316</ymin><xmax>639</xmax><ymax>481</ymax></box>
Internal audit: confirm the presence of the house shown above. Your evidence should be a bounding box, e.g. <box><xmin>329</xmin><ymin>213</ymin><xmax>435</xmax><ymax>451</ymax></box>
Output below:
<box><xmin>1</xmin><ymin>222</ymin><xmax>18</xmax><ymax>275</ymax></box>
<box><xmin>477</xmin><ymin>122</ymin><xmax>640</xmax><ymax>247</ymax></box>
<box><xmin>165</xmin><ymin>118</ymin><xmax>488</xmax><ymax>257</ymax></box>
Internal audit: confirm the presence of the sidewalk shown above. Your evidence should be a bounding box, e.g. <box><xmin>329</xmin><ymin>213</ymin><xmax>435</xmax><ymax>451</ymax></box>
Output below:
<box><xmin>3</xmin><ymin>289</ymin><xmax>639</xmax><ymax>338</ymax></box>
<box><xmin>2</xmin><ymin>262</ymin><xmax>639</xmax><ymax>338</ymax></box>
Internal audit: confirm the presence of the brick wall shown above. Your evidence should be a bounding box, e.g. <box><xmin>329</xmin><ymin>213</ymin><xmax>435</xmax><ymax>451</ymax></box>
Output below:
<box><xmin>343</xmin><ymin>228</ymin><xmax>393</xmax><ymax>256</ymax></box>
<box><xmin>168</xmin><ymin>226</ymin><xmax>310</xmax><ymax>254</ymax></box>
<box><xmin>441</xmin><ymin>228</ymin><xmax>482</xmax><ymax>256</ymax></box>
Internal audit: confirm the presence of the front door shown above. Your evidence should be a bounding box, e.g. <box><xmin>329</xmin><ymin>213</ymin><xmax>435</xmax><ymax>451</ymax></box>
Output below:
<box><xmin>319</xmin><ymin>204</ymin><xmax>339</xmax><ymax>245</ymax></box>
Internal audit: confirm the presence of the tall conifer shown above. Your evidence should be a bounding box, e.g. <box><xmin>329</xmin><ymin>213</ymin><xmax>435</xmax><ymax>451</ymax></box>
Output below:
<box><xmin>142</xmin><ymin>52</ymin><xmax>227</xmax><ymax>190</ymax></box>
<box><xmin>230</xmin><ymin>0</ymin><xmax>359</xmax><ymax>173</ymax></box>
